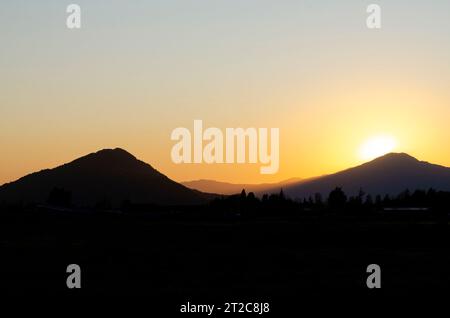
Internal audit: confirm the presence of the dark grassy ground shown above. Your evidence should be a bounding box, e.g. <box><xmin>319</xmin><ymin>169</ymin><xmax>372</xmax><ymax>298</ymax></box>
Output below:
<box><xmin>0</xmin><ymin>206</ymin><xmax>448</xmax><ymax>311</ymax></box>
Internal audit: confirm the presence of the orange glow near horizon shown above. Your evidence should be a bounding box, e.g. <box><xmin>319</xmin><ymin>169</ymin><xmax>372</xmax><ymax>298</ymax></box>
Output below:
<box><xmin>2</xmin><ymin>2</ymin><xmax>450</xmax><ymax>185</ymax></box>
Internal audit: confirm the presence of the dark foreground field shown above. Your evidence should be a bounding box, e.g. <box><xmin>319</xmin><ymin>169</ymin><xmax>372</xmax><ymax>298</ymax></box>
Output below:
<box><xmin>0</xmin><ymin>206</ymin><xmax>448</xmax><ymax>310</ymax></box>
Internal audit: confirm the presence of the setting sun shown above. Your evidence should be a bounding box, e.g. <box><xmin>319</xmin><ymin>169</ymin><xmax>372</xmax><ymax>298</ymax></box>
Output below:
<box><xmin>359</xmin><ymin>135</ymin><xmax>397</xmax><ymax>161</ymax></box>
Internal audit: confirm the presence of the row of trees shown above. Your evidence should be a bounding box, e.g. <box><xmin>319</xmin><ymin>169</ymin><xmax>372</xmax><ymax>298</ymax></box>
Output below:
<box><xmin>211</xmin><ymin>187</ymin><xmax>450</xmax><ymax>213</ymax></box>
<box><xmin>45</xmin><ymin>186</ymin><xmax>450</xmax><ymax>217</ymax></box>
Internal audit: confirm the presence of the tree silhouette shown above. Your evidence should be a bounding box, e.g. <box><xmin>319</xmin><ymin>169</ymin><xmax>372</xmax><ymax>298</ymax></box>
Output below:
<box><xmin>279</xmin><ymin>189</ymin><xmax>285</xmax><ymax>200</ymax></box>
<box><xmin>328</xmin><ymin>187</ymin><xmax>347</xmax><ymax>210</ymax></box>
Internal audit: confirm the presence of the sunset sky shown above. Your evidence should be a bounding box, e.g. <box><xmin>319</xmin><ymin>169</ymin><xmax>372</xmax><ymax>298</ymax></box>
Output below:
<box><xmin>1</xmin><ymin>0</ymin><xmax>450</xmax><ymax>185</ymax></box>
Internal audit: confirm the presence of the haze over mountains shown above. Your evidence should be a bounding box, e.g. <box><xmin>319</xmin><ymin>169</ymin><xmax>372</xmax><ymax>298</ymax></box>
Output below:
<box><xmin>184</xmin><ymin>153</ymin><xmax>450</xmax><ymax>199</ymax></box>
<box><xmin>181</xmin><ymin>178</ymin><xmax>302</xmax><ymax>196</ymax></box>
<box><xmin>0</xmin><ymin>148</ymin><xmax>214</xmax><ymax>206</ymax></box>
<box><xmin>1</xmin><ymin>149</ymin><xmax>450</xmax><ymax>207</ymax></box>
<box><xmin>280</xmin><ymin>153</ymin><xmax>450</xmax><ymax>199</ymax></box>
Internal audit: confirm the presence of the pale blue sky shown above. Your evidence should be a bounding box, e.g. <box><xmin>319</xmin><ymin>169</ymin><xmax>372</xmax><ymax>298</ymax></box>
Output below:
<box><xmin>1</xmin><ymin>1</ymin><xmax>450</xmax><ymax>184</ymax></box>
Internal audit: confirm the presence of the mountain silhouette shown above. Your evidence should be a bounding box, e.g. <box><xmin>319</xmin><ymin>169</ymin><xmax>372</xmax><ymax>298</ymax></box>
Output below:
<box><xmin>282</xmin><ymin>153</ymin><xmax>450</xmax><ymax>199</ymax></box>
<box><xmin>0</xmin><ymin>148</ymin><xmax>215</xmax><ymax>206</ymax></box>
<box><xmin>182</xmin><ymin>178</ymin><xmax>302</xmax><ymax>195</ymax></box>
<box><xmin>2</xmin><ymin>150</ymin><xmax>449</xmax><ymax>206</ymax></box>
